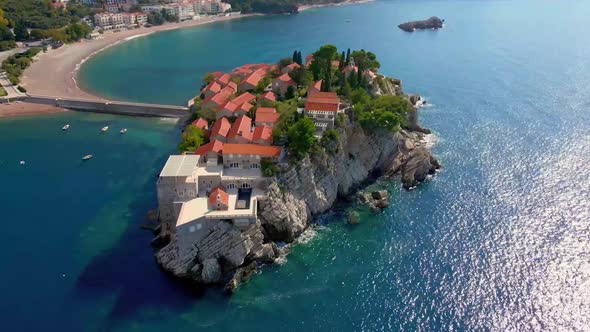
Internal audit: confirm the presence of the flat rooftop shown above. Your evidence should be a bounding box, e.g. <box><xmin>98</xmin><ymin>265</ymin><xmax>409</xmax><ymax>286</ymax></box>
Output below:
<box><xmin>176</xmin><ymin>189</ymin><xmax>262</xmax><ymax>227</ymax></box>
<box><xmin>160</xmin><ymin>155</ymin><xmax>200</xmax><ymax>177</ymax></box>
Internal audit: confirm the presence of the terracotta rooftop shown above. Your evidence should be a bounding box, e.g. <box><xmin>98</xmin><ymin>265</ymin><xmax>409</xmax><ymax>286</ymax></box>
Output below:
<box><xmin>210</xmin><ymin>117</ymin><xmax>231</xmax><ymax>138</ymax></box>
<box><xmin>258</xmin><ymin>91</ymin><xmax>276</xmax><ymax>102</ymax></box>
<box><xmin>242</xmin><ymin>68</ymin><xmax>267</xmax><ymax>87</ymax></box>
<box><xmin>305</xmin><ymin>102</ymin><xmax>339</xmax><ymax>112</ymax></box>
<box><xmin>311</xmin><ymin>80</ymin><xmax>322</xmax><ymax>91</ymax></box>
<box><xmin>256</xmin><ymin>107</ymin><xmax>276</xmax><ymax>114</ymax></box>
<box><xmin>191</xmin><ymin>117</ymin><xmax>209</xmax><ymax>131</ymax></box>
<box><xmin>222</xmin><ymin>143</ymin><xmax>282</xmax><ymax>157</ymax></box>
<box><xmin>209</xmin><ymin>187</ymin><xmax>229</xmax><ymax>206</ymax></box>
<box><xmin>216</xmin><ymin>73</ymin><xmax>231</xmax><ymax>86</ymax></box>
<box><xmin>195</xmin><ymin>139</ymin><xmax>224</xmax><ymax>155</ymax></box>
<box><xmin>276</xmin><ymin>73</ymin><xmax>295</xmax><ymax>84</ymax></box>
<box><xmin>253</xmin><ymin>125</ymin><xmax>273</xmax><ymax>142</ymax></box>
<box><xmin>227</xmin><ymin>115</ymin><xmax>253</xmax><ymax>141</ymax></box>
<box><xmin>255</xmin><ymin>111</ymin><xmax>279</xmax><ymax>124</ymax></box>
<box><xmin>231</xmin><ymin>92</ymin><xmax>256</xmax><ymax>106</ymax></box>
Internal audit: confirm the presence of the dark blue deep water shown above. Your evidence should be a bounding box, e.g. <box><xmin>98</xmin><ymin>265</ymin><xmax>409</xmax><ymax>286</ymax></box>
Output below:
<box><xmin>2</xmin><ymin>0</ymin><xmax>590</xmax><ymax>330</ymax></box>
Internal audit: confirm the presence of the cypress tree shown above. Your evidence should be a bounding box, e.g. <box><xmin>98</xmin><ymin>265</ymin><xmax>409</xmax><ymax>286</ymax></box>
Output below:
<box><xmin>298</xmin><ymin>51</ymin><xmax>303</xmax><ymax>65</ymax></box>
<box><xmin>292</xmin><ymin>50</ymin><xmax>298</xmax><ymax>63</ymax></box>
<box><xmin>346</xmin><ymin>48</ymin><xmax>351</xmax><ymax>64</ymax></box>
<box><xmin>339</xmin><ymin>51</ymin><xmax>345</xmax><ymax>70</ymax></box>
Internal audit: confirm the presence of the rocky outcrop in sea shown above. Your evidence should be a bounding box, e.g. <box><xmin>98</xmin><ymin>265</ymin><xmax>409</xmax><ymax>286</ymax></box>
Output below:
<box><xmin>398</xmin><ymin>17</ymin><xmax>444</xmax><ymax>32</ymax></box>
<box><xmin>155</xmin><ymin>78</ymin><xmax>440</xmax><ymax>292</ymax></box>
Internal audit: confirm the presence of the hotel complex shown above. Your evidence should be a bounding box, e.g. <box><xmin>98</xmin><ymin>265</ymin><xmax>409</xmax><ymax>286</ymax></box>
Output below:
<box><xmin>158</xmin><ymin>56</ymin><xmax>380</xmax><ymax>256</ymax></box>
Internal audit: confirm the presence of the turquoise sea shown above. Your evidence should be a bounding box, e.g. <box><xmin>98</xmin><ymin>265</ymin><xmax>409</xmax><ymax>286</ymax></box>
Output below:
<box><xmin>2</xmin><ymin>0</ymin><xmax>590</xmax><ymax>330</ymax></box>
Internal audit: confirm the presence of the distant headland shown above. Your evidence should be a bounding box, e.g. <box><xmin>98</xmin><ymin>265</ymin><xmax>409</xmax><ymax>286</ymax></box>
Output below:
<box><xmin>398</xmin><ymin>16</ymin><xmax>444</xmax><ymax>32</ymax></box>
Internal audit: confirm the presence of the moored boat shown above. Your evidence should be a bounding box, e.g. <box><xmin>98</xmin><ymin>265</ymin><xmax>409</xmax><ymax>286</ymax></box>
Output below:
<box><xmin>101</xmin><ymin>126</ymin><xmax>109</xmax><ymax>132</ymax></box>
<box><xmin>62</xmin><ymin>124</ymin><xmax>70</xmax><ymax>130</ymax></box>
<box><xmin>120</xmin><ymin>128</ymin><xmax>127</xmax><ymax>134</ymax></box>
<box><xmin>82</xmin><ymin>155</ymin><xmax>93</xmax><ymax>161</ymax></box>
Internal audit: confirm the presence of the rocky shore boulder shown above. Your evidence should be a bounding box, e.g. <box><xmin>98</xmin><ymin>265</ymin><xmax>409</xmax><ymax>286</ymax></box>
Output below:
<box><xmin>398</xmin><ymin>17</ymin><xmax>444</xmax><ymax>32</ymax></box>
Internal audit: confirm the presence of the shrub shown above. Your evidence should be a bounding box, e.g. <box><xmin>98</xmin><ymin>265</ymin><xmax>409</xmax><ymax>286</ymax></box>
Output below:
<box><xmin>17</xmin><ymin>85</ymin><xmax>26</xmax><ymax>93</ymax></box>
<box><xmin>261</xmin><ymin>159</ymin><xmax>280</xmax><ymax>177</ymax></box>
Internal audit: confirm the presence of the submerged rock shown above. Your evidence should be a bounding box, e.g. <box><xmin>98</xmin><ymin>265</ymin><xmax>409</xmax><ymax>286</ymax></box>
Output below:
<box><xmin>398</xmin><ymin>17</ymin><xmax>444</xmax><ymax>32</ymax></box>
<box><xmin>201</xmin><ymin>258</ymin><xmax>222</xmax><ymax>284</ymax></box>
<box><xmin>224</xmin><ymin>262</ymin><xmax>257</xmax><ymax>294</ymax></box>
<box><xmin>348</xmin><ymin>210</ymin><xmax>360</xmax><ymax>224</ymax></box>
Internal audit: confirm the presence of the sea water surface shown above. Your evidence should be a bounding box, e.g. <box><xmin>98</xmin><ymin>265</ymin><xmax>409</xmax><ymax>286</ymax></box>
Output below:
<box><xmin>3</xmin><ymin>0</ymin><xmax>590</xmax><ymax>330</ymax></box>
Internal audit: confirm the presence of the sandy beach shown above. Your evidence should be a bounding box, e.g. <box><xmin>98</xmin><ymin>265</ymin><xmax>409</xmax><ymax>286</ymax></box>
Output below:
<box><xmin>20</xmin><ymin>14</ymin><xmax>257</xmax><ymax>101</ymax></box>
<box><xmin>0</xmin><ymin>102</ymin><xmax>67</xmax><ymax>118</ymax></box>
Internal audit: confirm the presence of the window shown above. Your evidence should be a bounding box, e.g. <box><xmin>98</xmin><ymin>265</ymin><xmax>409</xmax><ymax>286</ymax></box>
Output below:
<box><xmin>178</xmin><ymin>191</ymin><xmax>184</xmax><ymax>197</ymax></box>
<box><xmin>240</xmin><ymin>183</ymin><xmax>251</xmax><ymax>189</ymax></box>
<box><xmin>229</xmin><ymin>162</ymin><xmax>239</xmax><ymax>168</ymax></box>
<box><xmin>251</xmin><ymin>164</ymin><xmax>260</xmax><ymax>169</ymax></box>
<box><xmin>228</xmin><ymin>183</ymin><xmax>236</xmax><ymax>189</ymax></box>
<box><xmin>189</xmin><ymin>226</ymin><xmax>195</xmax><ymax>233</ymax></box>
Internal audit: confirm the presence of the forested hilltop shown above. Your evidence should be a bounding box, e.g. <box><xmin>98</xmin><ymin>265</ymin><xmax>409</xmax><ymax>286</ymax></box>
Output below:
<box><xmin>225</xmin><ymin>0</ymin><xmax>347</xmax><ymax>14</ymax></box>
<box><xmin>0</xmin><ymin>0</ymin><xmax>95</xmax><ymax>50</ymax></box>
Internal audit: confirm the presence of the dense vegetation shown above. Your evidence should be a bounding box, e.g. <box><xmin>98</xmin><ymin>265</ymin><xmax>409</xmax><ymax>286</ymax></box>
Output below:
<box><xmin>178</xmin><ymin>126</ymin><xmax>208</xmax><ymax>153</ymax></box>
<box><xmin>225</xmin><ymin>0</ymin><xmax>346</xmax><ymax>14</ymax></box>
<box><xmin>1</xmin><ymin>47</ymin><xmax>42</xmax><ymax>85</ymax></box>
<box><xmin>0</xmin><ymin>0</ymin><xmax>95</xmax><ymax>48</ymax></box>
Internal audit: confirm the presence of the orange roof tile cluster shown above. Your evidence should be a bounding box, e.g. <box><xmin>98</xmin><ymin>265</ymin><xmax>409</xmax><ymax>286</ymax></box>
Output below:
<box><xmin>255</xmin><ymin>108</ymin><xmax>279</xmax><ymax>125</ymax></box>
<box><xmin>276</xmin><ymin>73</ymin><xmax>296</xmax><ymax>84</ymax></box>
<box><xmin>241</xmin><ymin>68</ymin><xmax>267</xmax><ymax>88</ymax></box>
<box><xmin>222</xmin><ymin>144</ymin><xmax>282</xmax><ymax>157</ymax></box>
<box><xmin>309</xmin><ymin>80</ymin><xmax>322</xmax><ymax>92</ymax></box>
<box><xmin>258</xmin><ymin>91</ymin><xmax>276</xmax><ymax>102</ymax></box>
<box><xmin>195</xmin><ymin>139</ymin><xmax>224</xmax><ymax>155</ymax></box>
<box><xmin>191</xmin><ymin>118</ymin><xmax>209</xmax><ymax>131</ymax></box>
<box><xmin>305</xmin><ymin>92</ymin><xmax>341</xmax><ymax>112</ymax></box>
<box><xmin>218</xmin><ymin>92</ymin><xmax>256</xmax><ymax>115</ymax></box>
<box><xmin>210</xmin><ymin>118</ymin><xmax>231</xmax><ymax>138</ymax></box>
<box><xmin>209</xmin><ymin>187</ymin><xmax>229</xmax><ymax>206</ymax></box>
<box><xmin>227</xmin><ymin>115</ymin><xmax>253</xmax><ymax>141</ymax></box>
<box><xmin>305</xmin><ymin>54</ymin><xmax>314</xmax><ymax>66</ymax></box>
<box><xmin>253</xmin><ymin>125</ymin><xmax>273</xmax><ymax>143</ymax></box>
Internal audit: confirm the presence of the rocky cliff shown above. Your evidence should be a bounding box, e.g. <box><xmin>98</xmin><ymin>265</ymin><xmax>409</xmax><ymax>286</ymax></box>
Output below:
<box><xmin>156</xmin><ymin>119</ymin><xmax>439</xmax><ymax>291</ymax></box>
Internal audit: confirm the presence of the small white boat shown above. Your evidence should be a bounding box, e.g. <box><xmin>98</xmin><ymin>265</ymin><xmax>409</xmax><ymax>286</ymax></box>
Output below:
<box><xmin>19</xmin><ymin>160</ymin><xmax>25</xmax><ymax>165</ymax></box>
<box><xmin>120</xmin><ymin>128</ymin><xmax>127</xmax><ymax>134</ymax></box>
<box><xmin>101</xmin><ymin>126</ymin><xmax>109</xmax><ymax>132</ymax></box>
<box><xmin>62</xmin><ymin>124</ymin><xmax>70</xmax><ymax>130</ymax></box>
<box><xmin>82</xmin><ymin>155</ymin><xmax>93</xmax><ymax>161</ymax></box>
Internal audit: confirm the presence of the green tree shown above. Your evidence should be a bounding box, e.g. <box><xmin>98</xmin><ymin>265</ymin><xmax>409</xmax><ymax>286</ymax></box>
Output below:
<box><xmin>178</xmin><ymin>126</ymin><xmax>207</xmax><ymax>152</ymax></box>
<box><xmin>287</xmin><ymin>117</ymin><xmax>317</xmax><ymax>158</ymax></box>
<box><xmin>339</xmin><ymin>51</ymin><xmax>345</xmax><ymax>70</ymax></box>
<box><xmin>346</xmin><ymin>48</ymin><xmax>351</xmax><ymax>63</ymax></box>
<box><xmin>0</xmin><ymin>25</ymin><xmax>14</xmax><ymax>41</ymax></box>
<box><xmin>203</xmin><ymin>72</ymin><xmax>216</xmax><ymax>84</ymax></box>
<box><xmin>13</xmin><ymin>20</ymin><xmax>29</xmax><ymax>41</ymax></box>
<box><xmin>288</xmin><ymin>66</ymin><xmax>309</xmax><ymax>85</ymax></box>
<box><xmin>285</xmin><ymin>85</ymin><xmax>296</xmax><ymax>100</ymax></box>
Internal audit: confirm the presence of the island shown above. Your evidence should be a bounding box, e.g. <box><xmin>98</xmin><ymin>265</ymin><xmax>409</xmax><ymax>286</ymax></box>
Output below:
<box><xmin>152</xmin><ymin>45</ymin><xmax>440</xmax><ymax>293</ymax></box>
<box><xmin>398</xmin><ymin>16</ymin><xmax>444</xmax><ymax>32</ymax></box>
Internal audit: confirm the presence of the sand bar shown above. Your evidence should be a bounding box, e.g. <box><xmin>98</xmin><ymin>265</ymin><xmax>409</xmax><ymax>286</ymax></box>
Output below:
<box><xmin>0</xmin><ymin>102</ymin><xmax>67</xmax><ymax>118</ymax></box>
<box><xmin>20</xmin><ymin>14</ymin><xmax>257</xmax><ymax>101</ymax></box>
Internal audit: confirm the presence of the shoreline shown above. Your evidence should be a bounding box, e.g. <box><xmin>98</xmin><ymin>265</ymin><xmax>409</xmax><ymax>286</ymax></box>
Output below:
<box><xmin>298</xmin><ymin>0</ymin><xmax>374</xmax><ymax>11</ymax></box>
<box><xmin>20</xmin><ymin>14</ymin><xmax>259</xmax><ymax>102</ymax></box>
<box><xmin>0</xmin><ymin>102</ymin><xmax>68</xmax><ymax>118</ymax></box>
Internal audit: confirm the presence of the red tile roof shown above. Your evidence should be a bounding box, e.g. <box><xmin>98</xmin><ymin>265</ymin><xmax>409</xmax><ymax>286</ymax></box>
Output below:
<box><xmin>240</xmin><ymin>102</ymin><xmax>253</xmax><ymax>113</ymax></box>
<box><xmin>256</xmin><ymin>107</ymin><xmax>276</xmax><ymax>114</ymax></box>
<box><xmin>209</xmin><ymin>187</ymin><xmax>229</xmax><ymax>206</ymax></box>
<box><xmin>202</xmin><ymin>81</ymin><xmax>222</xmax><ymax>95</ymax></box>
<box><xmin>305</xmin><ymin>102</ymin><xmax>339</xmax><ymax>112</ymax></box>
<box><xmin>223</xmin><ymin>144</ymin><xmax>282</xmax><ymax>157</ymax></box>
<box><xmin>258</xmin><ymin>91</ymin><xmax>276</xmax><ymax>102</ymax></box>
<box><xmin>203</xmin><ymin>89</ymin><xmax>232</xmax><ymax>106</ymax></box>
<box><xmin>191</xmin><ymin>117</ymin><xmax>209</xmax><ymax>131</ymax></box>
<box><xmin>227</xmin><ymin>81</ymin><xmax>238</xmax><ymax>91</ymax></box>
<box><xmin>216</xmin><ymin>73</ymin><xmax>231</xmax><ymax>86</ymax></box>
<box><xmin>242</xmin><ymin>68</ymin><xmax>266</xmax><ymax>87</ymax></box>
<box><xmin>195</xmin><ymin>139</ymin><xmax>224</xmax><ymax>155</ymax></box>
<box><xmin>305</xmin><ymin>92</ymin><xmax>340</xmax><ymax>112</ymax></box>
<box><xmin>210</xmin><ymin>71</ymin><xmax>224</xmax><ymax>79</ymax></box>
<box><xmin>276</xmin><ymin>73</ymin><xmax>295</xmax><ymax>84</ymax></box>
<box><xmin>305</xmin><ymin>54</ymin><xmax>314</xmax><ymax>65</ymax></box>
<box><xmin>231</xmin><ymin>92</ymin><xmax>256</xmax><ymax>106</ymax></box>
<box><xmin>227</xmin><ymin>115</ymin><xmax>253</xmax><ymax>141</ymax></box>
<box><xmin>285</xmin><ymin>63</ymin><xmax>300</xmax><ymax>71</ymax></box>
<box><xmin>210</xmin><ymin>118</ymin><xmax>231</xmax><ymax>138</ymax></box>
<box><xmin>255</xmin><ymin>111</ymin><xmax>279</xmax><ymax>125</ymax></box>
<box><xmin>253</xmin><ymin>125</ymin><xmax>273</xmax><ymax>142</ymax></box>
<box><xmin>310</xmin><ymin>80</ymin><xmax>322</xmax><ymax>92</ymax></box>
